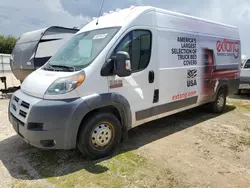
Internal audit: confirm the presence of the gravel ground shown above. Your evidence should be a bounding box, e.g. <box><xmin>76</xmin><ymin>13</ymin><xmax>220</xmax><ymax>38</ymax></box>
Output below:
<box><xmin>0</xmin><ymin>90</ymin><xmax>250</xmax><ymax>187</ymax></box>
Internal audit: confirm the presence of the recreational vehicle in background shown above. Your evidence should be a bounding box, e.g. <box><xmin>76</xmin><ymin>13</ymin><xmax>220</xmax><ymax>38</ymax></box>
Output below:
<box><xmin>10</xmin><ymin>26</ymin><xmax>79</xmax><ymax>83</ymax></box>
<box><xmin>8</xmin><ymin>6</ymin><xmax>241</xmax><ymax>159</ymax></box>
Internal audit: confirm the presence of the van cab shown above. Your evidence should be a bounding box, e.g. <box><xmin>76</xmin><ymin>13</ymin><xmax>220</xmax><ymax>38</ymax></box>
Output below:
<box><xmin>8</xmin><ymin>6</ymin><xmax>241</xmax><ymax>159</ymax></box>
<box><xmin>238</xmin><ymin>58</ymin><xmax>250</xmax><ymax>93</ymax></box>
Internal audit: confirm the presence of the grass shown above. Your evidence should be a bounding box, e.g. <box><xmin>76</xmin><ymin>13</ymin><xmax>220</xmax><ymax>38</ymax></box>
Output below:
<box><xmin>227</xmin><ymin>97</ymin><xmax>250</xmax><ymax>112</ymax></box>
<box><xmin>10</xmin><ymin>148</ymin><xmax>186</xmax><ymax>188</ymax></box>
<box><xmin>18</xmin><ymin>150</ymin><xmax>148</xmax><ymax>188</ymax></box>
<box><xmin>235</xmin><ymin>105</ymin><xmax>250</xmax><ymax>111</ymax></box>
<box><xmin>46</xmin><ymin>152</ymin><xmax>145</xmax><ymax>188</ymax></box>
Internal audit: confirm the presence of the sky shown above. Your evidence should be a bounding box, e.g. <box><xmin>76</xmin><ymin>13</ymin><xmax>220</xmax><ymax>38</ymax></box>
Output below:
<box><xmin>0</xmin><ymin>0</ymin><xmax>249</xmax><ymax>55</ymax></box>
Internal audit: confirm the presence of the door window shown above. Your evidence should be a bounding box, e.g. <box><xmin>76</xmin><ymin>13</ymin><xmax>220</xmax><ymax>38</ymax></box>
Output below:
<box><xmin>112</xmin><ymin>30</ymin><xmax>152</xmax><ymax>72</ymax></box>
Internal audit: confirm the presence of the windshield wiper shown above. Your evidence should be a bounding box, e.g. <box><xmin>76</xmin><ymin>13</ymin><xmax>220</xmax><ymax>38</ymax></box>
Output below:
<box><xmin>43</xmin><ymin>64</ymin><xmax>55</xmax><ymax>71</ymax></box>
<box><xmin>50</xmin><ymin>64</ymin><xmax>76</xmax><ymax>72</ymax></box>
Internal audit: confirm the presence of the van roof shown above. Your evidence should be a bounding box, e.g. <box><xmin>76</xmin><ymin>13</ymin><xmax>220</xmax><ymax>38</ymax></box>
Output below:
<box><xmin>79</xmin><ymin>6</ymin><xmax>239</xmax><ymax>38</ymax></box>
<box><xmin>79</xmin><ymin>6</ymin><xmax>237</xmax><ymax>30</ymax></box>
<box><xmin>155</xmin><ymin>6</ymin><xmax>236</xmax><ymax>28</ymax></box>
<box><xmin>79</xmin><ymin>6</ymin><xmax>149</xmax><ymax>32</ymax></box>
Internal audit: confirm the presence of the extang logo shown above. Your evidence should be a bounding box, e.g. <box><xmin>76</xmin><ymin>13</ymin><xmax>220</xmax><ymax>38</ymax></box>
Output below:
<box><xmin>216</xmin><ymin>39</ymin><xmax>240</xmax><ymax>59</ymax></box>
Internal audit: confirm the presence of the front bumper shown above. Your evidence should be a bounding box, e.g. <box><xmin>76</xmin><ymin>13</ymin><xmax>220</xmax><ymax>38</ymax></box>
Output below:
<box><xmin>239</xmin><ymin>77</ymin><xmax>250</xmax><ymax>89</ymax></box>
<box><xmin>8</xmin><ymin>90</ymin><xmax>87</xmax><ymax>149</ymax></box>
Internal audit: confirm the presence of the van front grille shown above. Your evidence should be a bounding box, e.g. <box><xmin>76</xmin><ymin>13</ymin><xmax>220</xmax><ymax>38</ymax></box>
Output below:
<box><xmin>19</xmin><ymin>110</ymin><xmax>27</xmax><ymax>118</ymax></box>
<box><xmin>10</xmin><ymin>113</ymin><xmax>25</xmax><ymax>126</ymax></box>
<box><xmin>14</xmin><ymin>96</ymin><xmax>19</xmax><ymax>103</ymax></box>
<box><xmin>12</xmin><ymin>104</ymin><xmax>17</xmax><ymax>111</ymax></box>
<box><xmin>10</xmin><ymin>94</ymin><xmax>31</xmax><ymax>124</ymax></box>
<box><xmin>21</xmin><ymin>101</ymin><xmax>30</xmax><ymax>109</ymax></box>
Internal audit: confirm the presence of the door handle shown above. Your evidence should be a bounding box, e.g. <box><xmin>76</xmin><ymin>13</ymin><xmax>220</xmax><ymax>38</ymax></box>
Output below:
<box><xmin>148</xmin><ymin>70</ymin><xmax>154</xmax><ymax>83</ymax></box>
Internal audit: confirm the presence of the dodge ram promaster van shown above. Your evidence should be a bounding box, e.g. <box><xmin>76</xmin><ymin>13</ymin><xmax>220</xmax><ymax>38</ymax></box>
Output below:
<box><xmin>8</xmin><ymin>6</ymin><xmax>241</xmax><ymax>159</ymax></box>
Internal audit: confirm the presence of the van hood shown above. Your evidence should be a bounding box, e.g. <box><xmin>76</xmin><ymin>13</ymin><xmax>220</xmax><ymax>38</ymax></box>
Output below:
<box><xmin>21</xmin><ymin>69</ymin><xmax>74</xmax><ymax>98</ymax></box>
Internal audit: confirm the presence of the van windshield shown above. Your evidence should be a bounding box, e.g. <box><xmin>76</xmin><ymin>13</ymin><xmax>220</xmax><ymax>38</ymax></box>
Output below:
<box><xmin>244</xmin><ymin>59</ymin><xmax>250</xmax><ymax>69</ymax></box>
<box><xmin>44</xmin><ymin>27</ymin><xmax>120</xmax><ymax>71</ymax></box>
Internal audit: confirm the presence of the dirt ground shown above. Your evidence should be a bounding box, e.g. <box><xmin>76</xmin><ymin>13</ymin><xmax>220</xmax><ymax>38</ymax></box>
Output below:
<box><xmin>1</xmin><ymin>90</ymin><xmax>250</xmax><ymax>187</ymax></box>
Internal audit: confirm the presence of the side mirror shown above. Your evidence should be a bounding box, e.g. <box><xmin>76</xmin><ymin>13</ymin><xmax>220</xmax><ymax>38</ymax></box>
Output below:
<box><xmin>113</xmin><ymin>51</ymin><xmax>132</xmax><ymax>77</ymax></box>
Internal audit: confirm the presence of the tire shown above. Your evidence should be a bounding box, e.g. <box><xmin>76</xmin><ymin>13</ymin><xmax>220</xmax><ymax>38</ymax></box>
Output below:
<box><xmin>77</xmin><ymin>112</ymin><xmax>122</xmax><ymax>159</ymax></box>
<box><xmin>211</xmin><ymin>88</ymin><xmax>227</xmax><ymax>113</ymax></box>
<box><xmin>236</xmin><ymin>89</ymin><xmax>242</xmax><ymax>95</ymax></box>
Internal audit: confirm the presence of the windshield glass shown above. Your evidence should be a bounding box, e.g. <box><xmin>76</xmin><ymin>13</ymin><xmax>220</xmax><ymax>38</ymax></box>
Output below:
<box><xmin>244</xmin><ymin>59</ymin><xmax>250</xmax><ymax>69</ymax></box>
<box><xmin>44</xmin><ymin>27</ymin><xmax>120</xmax><ymax>71</ymax></box>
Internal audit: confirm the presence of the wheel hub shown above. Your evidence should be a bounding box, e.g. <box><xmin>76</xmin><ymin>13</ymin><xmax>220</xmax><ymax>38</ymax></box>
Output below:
<box><xmin>217</xmin><ymin>94</ymin><xmax>224</xmax><ymax>108</ymax></box>
<box><xmin>91</xmin><ymin>123</ymin><xmax>112</xmax><ymax>148</ymax></box>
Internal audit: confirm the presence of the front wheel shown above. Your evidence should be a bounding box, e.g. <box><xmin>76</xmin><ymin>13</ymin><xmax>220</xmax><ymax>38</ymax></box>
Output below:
<box><xmin>211</xmin><ymin>88</ymin><xmax>227</xmax><ymax>113</ymax></box>
<box><xmin>77</xmin><ymin>112</ymin><xmax>122</xmax><ymax>159</ymax></box>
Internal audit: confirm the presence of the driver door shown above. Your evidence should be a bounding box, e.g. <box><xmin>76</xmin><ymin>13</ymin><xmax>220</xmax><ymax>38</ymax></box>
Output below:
<box><xmin>107</xmin><ymin>28</ymin><xmax>158</xmax><ymax>126</ymax></box>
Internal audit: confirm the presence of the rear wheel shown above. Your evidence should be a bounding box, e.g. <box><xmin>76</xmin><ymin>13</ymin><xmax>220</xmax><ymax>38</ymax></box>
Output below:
<box><xmin>236</xmin><ymin>89</ymin><xmax>242</xmax><ymax>95</ymax></box>
<box><xmin>211</xmin><ymin>88</ymin><xmax>227</xmax><ymax>113</ymax></box>
<box><xmin>77</xmin><ymin>112</ymin><xmax>122</xmax><ymax>159</ymax></box>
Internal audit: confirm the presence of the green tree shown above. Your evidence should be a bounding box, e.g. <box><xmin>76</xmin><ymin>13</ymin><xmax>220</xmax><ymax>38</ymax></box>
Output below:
<box><xmin>0</xmin><ymin>35</ymin><xmax>17</xmax><ymax>54</ymax></box>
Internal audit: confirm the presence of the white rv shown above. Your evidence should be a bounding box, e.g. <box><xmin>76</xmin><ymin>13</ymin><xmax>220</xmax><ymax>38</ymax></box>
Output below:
<box><xmin>8</xmin><ymin>6</ymin><xmax>241</xmax><ymax>159</ymax></box>
<box><xmin>10</xmin><ymin>26</ymin><xmax>79</xmax><ymax>83</ymax></box>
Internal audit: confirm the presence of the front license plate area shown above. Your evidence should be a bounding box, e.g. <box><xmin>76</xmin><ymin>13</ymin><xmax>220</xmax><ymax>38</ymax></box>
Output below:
<box><xmin>11</xmin><ymin>115</ymin><xmax>19</xmax><ymax>133</ymax></box>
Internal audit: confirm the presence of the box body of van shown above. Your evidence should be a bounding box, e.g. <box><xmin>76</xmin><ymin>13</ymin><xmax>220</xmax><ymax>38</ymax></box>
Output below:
<box><xmin>8</xmin><ymin>6</ymin><xmax>241</xmax><ymax>159</ymax></box>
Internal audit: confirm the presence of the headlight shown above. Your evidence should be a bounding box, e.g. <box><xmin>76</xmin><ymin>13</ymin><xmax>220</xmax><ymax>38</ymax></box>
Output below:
<box><xmin>45</xmin><ymin>72</ymin><xmax>85</xmax><ymax>95</ymax></box>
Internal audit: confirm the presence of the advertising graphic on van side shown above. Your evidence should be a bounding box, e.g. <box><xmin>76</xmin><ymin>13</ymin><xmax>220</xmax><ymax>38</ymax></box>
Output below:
<box><xmin>201</xmin><ymin>42</ymin><xmax>240</xmax><ymax>101</ymax></box>
<box><xmin>170</xmin><ymin>35</ymin><xmax>241</xmax><ymax>104</ymax></box>
<box><xmin>171</xmin><ymin>37</ymin><xmax>197</xmax><ymax>66</ymax></box>
<box><xmin>187</xmin><ymin>69</ymin><xmax>197</xmax><ymax>87</ymax></box>
<box><xmin>172</xmin><ymin>91</ymin><xmax>197</xmax><ymax>101</ymax></box>
<box><xmin>201</xmin><ymin>48</ymin><xmax>217</xmax><ymax>100</ymax></box>
<box><xmin>216</xmin><ymin>39</ymin><xmax>240</xmax><ymax>59</ymax></box>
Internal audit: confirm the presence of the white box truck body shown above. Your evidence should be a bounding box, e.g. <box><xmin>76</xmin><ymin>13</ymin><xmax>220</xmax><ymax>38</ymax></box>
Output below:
<box><xmin>8</xmin><ymin>6</ymin><xmax>241</xmax><ymax>159</ymax></box>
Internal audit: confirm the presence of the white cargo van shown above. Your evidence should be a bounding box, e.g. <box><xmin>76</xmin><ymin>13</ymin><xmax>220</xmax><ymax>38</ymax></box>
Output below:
<box><xmin>238</xmin><ymin>58</ymin><xmax>250</xmax><ymax>93</ymax></box>
<box><xmin>8</xmin><ymin>6</ymin><xmax>241</xmax><ymax>159</ymax></box>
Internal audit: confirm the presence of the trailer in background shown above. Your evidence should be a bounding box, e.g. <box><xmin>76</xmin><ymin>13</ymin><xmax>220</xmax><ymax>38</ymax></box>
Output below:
<box><xmin>10</xmin><ymin>26</ymin><xmax>79</xmax><ymax>83</ymax></box>
<box><xmin>0</xmin><ymin>53</ymin><xmax>11</xmax><ymax>91</ymax></box>
<box><xmin>0</xmin><ymin>26</ymin><xmax>79</xmax><ymax>97</ymax></box>
<box><xmin>0</xmin><ymin>53</ymin><xmax>19</xmax><ymax>98</ymax></box>
<box><xmin>0</xmin><ymin>53</ymin><xmax>11</xmax><ymax>74</ymax></box>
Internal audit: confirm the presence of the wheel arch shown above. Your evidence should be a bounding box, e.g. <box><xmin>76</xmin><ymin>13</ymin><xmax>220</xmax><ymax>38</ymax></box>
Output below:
<box><xmin>213</xmin><ymin>80</ymin><xmax>229</xmax><ymax>101</ymax></box>
<box><xmin>73</xmin><ymin>93</ymin><xmax>132</xmax><ymax>147</ymax></box>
